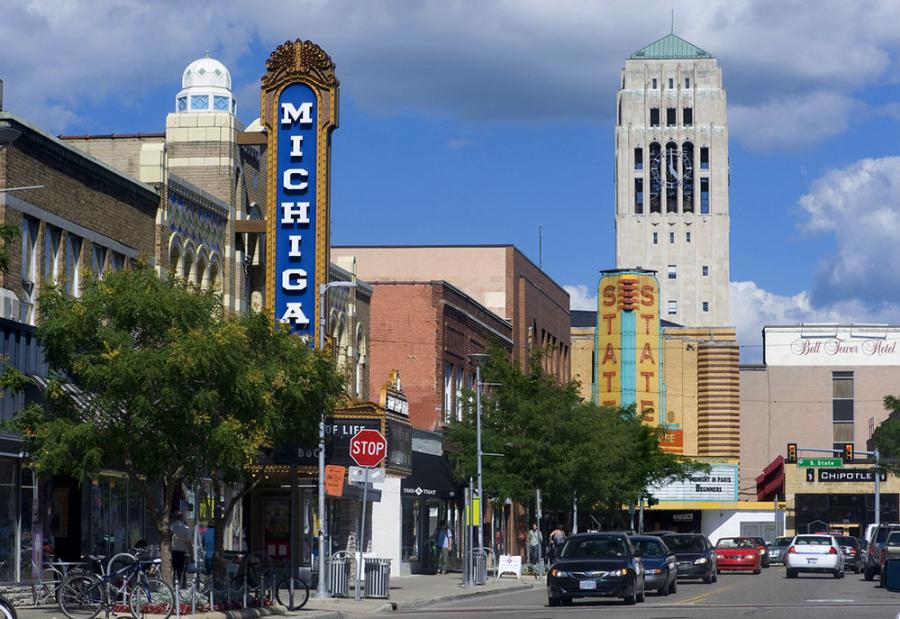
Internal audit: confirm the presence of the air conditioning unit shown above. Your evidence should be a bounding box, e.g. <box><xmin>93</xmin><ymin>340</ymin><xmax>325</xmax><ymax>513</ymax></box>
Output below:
<box><xmin>0</xmin><ymin>288</ymin><xmax>20</xmax><ymax>321</ymax></box>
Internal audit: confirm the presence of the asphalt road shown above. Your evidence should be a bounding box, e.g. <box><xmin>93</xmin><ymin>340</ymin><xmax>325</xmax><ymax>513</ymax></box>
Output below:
<box><xmin>396</xmin><ymin>565</ymin><xmax>900</xmax><ymax>619</ymax></box>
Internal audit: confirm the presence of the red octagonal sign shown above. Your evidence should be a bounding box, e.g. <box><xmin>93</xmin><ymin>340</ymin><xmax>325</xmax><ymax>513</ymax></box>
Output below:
<box><xmin>350</xmin><ymin>429</ymin><xmax>387</xmax><ymax>468</ymax></box>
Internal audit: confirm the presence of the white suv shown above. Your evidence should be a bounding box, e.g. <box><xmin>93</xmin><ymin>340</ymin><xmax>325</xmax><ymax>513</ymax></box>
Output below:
<box><xmin>784</xmin><ymin>534</ymin><xmax>844</xmax><ymax>579</ymax></box>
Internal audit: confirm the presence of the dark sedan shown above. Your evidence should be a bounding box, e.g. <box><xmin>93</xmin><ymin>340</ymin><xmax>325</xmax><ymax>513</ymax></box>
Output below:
<box><xmin>630</xmin><ymin>535</ymin><xmax>677</xmax><ymax>595</ymax></box>
<box><xmin>662</xmin><ymin>533</ymin><xmax>717</xmax><ymax>583</ymax></box>
<box><xmin>836</xmin><ymin>535</ymin><xmax>862</xmax><ymax>573</ymax></box>
<box><xmin>547</xmin><ymin>533</ymin><xmax>646</xmax><ymax>606</ymax></box>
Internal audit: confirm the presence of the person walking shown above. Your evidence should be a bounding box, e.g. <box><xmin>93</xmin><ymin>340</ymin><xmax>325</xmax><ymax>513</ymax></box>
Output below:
<box><xmin>527</xmin><ymin>522</ymin><xmax>543</xmax><ymax>574</ymax></box>
<box><xmin>547</xmin><ymin>524</ymin><xmax>566</xmax><ymax>564</ymax></box>
<box><xmin>171</xmin><ymin>512</ymin><xmax>192</xmax><ymax>587</ymax></box>
<box><xmin>433</xmin><ymin>521</ymin><xmax>452</xmax><ymax>574</ymax></box>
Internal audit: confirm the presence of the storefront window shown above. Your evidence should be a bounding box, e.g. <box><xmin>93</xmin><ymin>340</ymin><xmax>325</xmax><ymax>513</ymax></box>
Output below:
<box><xmin>0</xmin><ymin>461</ymin><xmax>16</xmax><ymax>581</ymax></box>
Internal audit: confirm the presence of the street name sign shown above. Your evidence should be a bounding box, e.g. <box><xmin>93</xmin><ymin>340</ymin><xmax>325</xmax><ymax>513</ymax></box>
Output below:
<box><xmin>349</xmin><ymin>429</ymin><xmax>387</xmax><ymax>468</ymax></box>
<box><xmin>348</xmin><ymin>466</ymin><xmax>385</xmax><ymax>484</ymax></box>
<box><xmin>818</xmin><ymin>468</ymin><xmax>887</xmax><ymax>483</ymax></box>
<box><xmin>798</xmin><ymin>458</ymin><xmax>842</xmax><ymax>467</ymax></box>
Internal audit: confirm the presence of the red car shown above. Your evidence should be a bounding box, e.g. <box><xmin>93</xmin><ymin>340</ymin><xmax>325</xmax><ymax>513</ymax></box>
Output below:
<box><xmin>715</xmin><ymin>537</ymin><xmax>762</xmax><ymax>574</ymax></box>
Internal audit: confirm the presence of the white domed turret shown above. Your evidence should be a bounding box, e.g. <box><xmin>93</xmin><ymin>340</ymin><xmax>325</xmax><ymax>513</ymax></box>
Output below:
<box><xmin>175</xmin><ymin>54</ymin><xmax>236</xmax><ymax>114</ymax></box>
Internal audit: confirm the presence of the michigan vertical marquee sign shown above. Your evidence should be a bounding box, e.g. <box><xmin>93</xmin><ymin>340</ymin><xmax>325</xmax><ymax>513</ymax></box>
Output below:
<box><xmin>262</xmin><ymin>40</ymin><xmax>339</xmax><ymax>342</ymax></box>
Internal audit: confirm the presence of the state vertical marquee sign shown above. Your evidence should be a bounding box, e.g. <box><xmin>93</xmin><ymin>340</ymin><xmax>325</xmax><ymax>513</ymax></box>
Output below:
<box><xmin>262</xmin><ymin>40</ymin><xmax>339</xmax><ymax>343</ymax></box>
<box><xmin>595</xmin><ymin>270</ymin><xmax>663</xmax><ymax>424</ymax></box>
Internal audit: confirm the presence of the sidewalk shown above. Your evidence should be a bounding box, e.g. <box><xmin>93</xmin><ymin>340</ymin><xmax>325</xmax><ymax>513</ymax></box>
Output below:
<box><xmin>13</xmin><ymin>572</ymin><xmax>538</xmax><ymax>619</ymax></box>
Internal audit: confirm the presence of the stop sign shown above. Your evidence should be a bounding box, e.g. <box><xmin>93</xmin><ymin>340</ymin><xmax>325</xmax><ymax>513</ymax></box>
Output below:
<box><xmin>349</xmin><ymin>429</ymin><xmax>387</xmax><ymax>468</ymax></box>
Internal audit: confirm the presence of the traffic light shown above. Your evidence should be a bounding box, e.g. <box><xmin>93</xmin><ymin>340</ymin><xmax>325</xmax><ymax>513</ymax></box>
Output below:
<box><xmin>786</xmin><ymin>443</ymin><xmax>797</xmax><ymax>464</ymax></box>
<box><xmin>843</xmin><ymin>443</ymin><xmax>854</xmax><ymax>462</ymax></box>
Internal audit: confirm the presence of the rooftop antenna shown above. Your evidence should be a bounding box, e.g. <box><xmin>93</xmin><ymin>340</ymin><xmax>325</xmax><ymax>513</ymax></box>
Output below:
<box><xmin>538</xmin><ymin>224</ymin><xmax>543</xmax><ymax>269</ymax></box>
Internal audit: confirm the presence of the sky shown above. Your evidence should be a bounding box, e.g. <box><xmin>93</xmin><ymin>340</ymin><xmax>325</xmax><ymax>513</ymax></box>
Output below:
<box><xmin>3</xmin><ymin>0</ymin><xmax>900</xmax><ymax>361</ymax></box>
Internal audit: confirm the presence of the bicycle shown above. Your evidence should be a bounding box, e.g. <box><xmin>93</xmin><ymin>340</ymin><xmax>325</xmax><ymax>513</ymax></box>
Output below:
<box><xmin>58</xmin><ymin>557</ymin><xmax>174</xmax><ymax>619</ymax></box>
<box><xmin>31</xmin><ymin>562</ymin><xmax>64</xmax><ymax>606</ymax></box>
<box><xmin>270</xmin><ymin>559</ymin><xmax>309</xmax><ymax>610</ymax></box>
<box><xmin>0</xmin><ymin>594</ymin><xmax>16</xmax><ymax>619</ymax></box>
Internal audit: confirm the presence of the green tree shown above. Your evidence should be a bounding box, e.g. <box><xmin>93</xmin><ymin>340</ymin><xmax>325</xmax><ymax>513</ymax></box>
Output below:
<box><xmin>0</xmin><ymin>223</ymin><xmax>20</xmax><ymax>274</ymax></box>
<box><xmin>444</xmin><ymin>348</ymin><xmax>701</xmax><ymax>526</ymax></box>
<box><xmin>3</xmin><ymin>265</ymin><xmax>345</xmax><ymax>584</ymax></box>
<box><xmin>873</xmin><ymin>395</ymin><xmax>900</xmax><ymax>474</ymax></box>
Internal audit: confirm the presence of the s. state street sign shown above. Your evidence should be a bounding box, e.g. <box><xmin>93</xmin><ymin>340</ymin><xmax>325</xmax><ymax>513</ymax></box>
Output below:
<box><xmin>349</xmin><ymin>429</ymin><xmax>387</xmax><ymax>468</ymax></box>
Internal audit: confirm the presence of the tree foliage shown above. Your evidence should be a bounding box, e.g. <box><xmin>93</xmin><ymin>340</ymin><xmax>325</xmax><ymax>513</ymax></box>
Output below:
<box><xmin>873</xmin><ymin>395</ymin><xmax>900</xmax><ymax>474</ymax></box>
<box><xmin>2</xmin><ymin>265</ymin><xmax>345</xmax><ymax>583</ymax></box>
<box><xmin>0</xmin><ymin>224</ymin><xmax>20</xmax><ymax>274</ymax></box>
<box><xmin>444</xmin><ymin>348</ymin><xmax>703</xmax><ymax>527</ymax></box>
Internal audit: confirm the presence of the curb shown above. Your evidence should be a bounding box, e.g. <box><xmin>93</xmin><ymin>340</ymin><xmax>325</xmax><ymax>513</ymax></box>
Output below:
<box><xmin>367</xmin><ymin>580</ymin><xmax>537</xmax><ymax>613</ymax></box>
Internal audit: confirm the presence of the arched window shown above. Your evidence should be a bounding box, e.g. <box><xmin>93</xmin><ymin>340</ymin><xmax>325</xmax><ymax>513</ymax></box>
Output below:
<box><xmin>195</xmin><ymin>251</ymin><xmax>207</xmax><ymax>289</ymax></box>
<box><xmin>665</xmin><ymin>142</ymin><xmax>678</xmax><ymax>213</ymax></box>
<box><xmin>182</xmin><ymin>248</ymin><xmax>194</xmax><ymax>283</ymax></box>
<box><xmin>208</xmin><ymin>260</ymin><xmax>220</xmax><ymax>291</ymax></box>
<box><xmin>649</xmin><ymin>142</ymin><xmax>661</xmax><ymax>213</ymax></box>
<box><xmin>682</xmin><ymin>142</ymin><xmax>695</xmax><ymax>213</ymax></box>
<box><xmin>168</xmin><ymin>236</ymin><xmax>182</xmax><ymax>279</ymax></box>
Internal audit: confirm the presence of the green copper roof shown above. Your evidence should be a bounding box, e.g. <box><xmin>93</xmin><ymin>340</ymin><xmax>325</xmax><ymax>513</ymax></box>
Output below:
<box><xmin>630</xmin><ymin>34</ymin><xmax>712</xmax><ymax>59</ymax></box>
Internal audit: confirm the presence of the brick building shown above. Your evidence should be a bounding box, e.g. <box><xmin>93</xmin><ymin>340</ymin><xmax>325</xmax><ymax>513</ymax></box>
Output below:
<box><xmin>0</xmin><ymin>111</ymin><xmax>159</xmax><ymax>583</ymax></box>
<box><xmin>332</xmin><ymin>245</ymin><xmax>570</xmax><ymax>381</ymax></box>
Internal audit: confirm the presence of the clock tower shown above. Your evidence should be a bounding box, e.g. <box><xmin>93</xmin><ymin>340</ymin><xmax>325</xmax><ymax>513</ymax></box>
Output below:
<box><xmin>614</xmin><ymin>33</ymin><xmax>730</xmax><ymax>328</ymax></box>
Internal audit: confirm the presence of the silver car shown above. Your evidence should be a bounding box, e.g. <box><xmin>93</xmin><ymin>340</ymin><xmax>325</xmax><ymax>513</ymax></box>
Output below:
<box><xmin>767</xmin><ymin>536</ymin><xmax>792</xmax><ymax>565</ymax></box>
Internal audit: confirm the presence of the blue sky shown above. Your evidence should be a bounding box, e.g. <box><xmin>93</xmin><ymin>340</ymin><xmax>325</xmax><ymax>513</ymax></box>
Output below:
<box><xmin>4</xmin><ymin>0</ymin><xmax>900</xmax><ymax>357</ymax></box>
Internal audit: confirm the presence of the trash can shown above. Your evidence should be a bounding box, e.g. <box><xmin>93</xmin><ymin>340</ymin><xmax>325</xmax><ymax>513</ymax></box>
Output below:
<box><xmin>329</xmin><ymin>556</ymin><xmax>351</xmax><ymax>597</ymax></box>
<box><xmin>474</xmin><ymin>552</ymin><xmax>487</xmax><ymax>585</ymax></box>
<box><xmin>885</xmin><ymin>559</ymin><xmax>900</xmax><ymax>592</ymax></box>
<box><xmin>363</xmin><ymin>558</ymin><xmax>391</xmax><ymax>599</ymax></box>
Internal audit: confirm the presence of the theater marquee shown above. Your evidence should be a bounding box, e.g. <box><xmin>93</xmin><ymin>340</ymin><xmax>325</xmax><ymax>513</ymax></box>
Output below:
<box><xmin>262</xmin><ymin>40</ymin><xmax>339</xmax><ymax>342</ymax></box>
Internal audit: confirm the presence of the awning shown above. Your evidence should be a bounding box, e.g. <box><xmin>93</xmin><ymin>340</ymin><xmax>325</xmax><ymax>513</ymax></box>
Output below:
<box><xmin>401</xmin><ymin>451</ymin><xmax>461</xmax><ymax>500</ymax></box>
<box><xmin>755</xmin><ymin>455</ymin><xmax>784</xmax><ymax>501</ymax></box>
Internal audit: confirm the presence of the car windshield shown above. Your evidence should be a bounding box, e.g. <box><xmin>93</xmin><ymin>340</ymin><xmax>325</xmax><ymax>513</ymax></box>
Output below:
<box><xmin>716</xmin><ymin>538</ymin><xmax>756</xmax><ymax>549</ymax></box>
<box><xmin>632</xmin><ymin>539</ymin><xmax>665</xmax><ymax>558</ymax></box>
<box><xmin>887</xmin><ymin>533</ymin><xmax>900</xmax><ymax>547</ymax></box>
<box><xmin>560</xmin><ymin>536</ymin><xmax>628</xmax><ymax>558</ymax></box>
<box><xmin>795</xmin><ymin>536</ymin><xmax>832</xmax><ymax>546</ymax></box>
<box><xmin>771</xmin><ymin>537</ymin><xmax>792</xmax><ymax>547</ymax></box>
<box><xmin>836</xmin><ymin>536</ymin><xmax>858</xmax><ymax>547</ymax></box>
<box><xmin>876</xmin><ymin>527</ymin><xmax>900</xmax><ymax>543</ymax></box>
<box><xmin>663</xmin><ymin>536</ymin><xmax>705</xmax><ymax>553</ymax></box>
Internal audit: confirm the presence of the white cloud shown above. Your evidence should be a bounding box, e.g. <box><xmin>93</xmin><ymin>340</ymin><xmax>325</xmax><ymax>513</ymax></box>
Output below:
<box><xmin>730</xmin><ymin>92</ymin><xmax>857</xmax><ymax>151</ymax></box>
<box><xmin>797</xmin><ymin>157</ymin><xmax>900</xmax><ymax>305</ymax></box>
<box><xmin>4</xmin><ymin>0</ymin><xmax>900</xmax><ymax>148</ymax></box>
<box><xmin>563</xmin><ymin>284</ymin><xmax>596</xmax><ymax>311</ymax></box>
<box><xmin>730</xmin><ymin>280</ymin><xmax>900</xmax><ymax>362</ymax></box>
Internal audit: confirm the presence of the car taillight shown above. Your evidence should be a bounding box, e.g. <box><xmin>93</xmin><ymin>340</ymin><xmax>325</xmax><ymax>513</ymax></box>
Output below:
<box><xmin>787</xmin><ymin>546</ymin><xmax>796</xmax><ymax>554</ymax></box>
<box><xmin>850</xmin><ymin>548</ymin><xmax>857</xmax><ymax>555</ymax></box>
<box><xmin>829</xmin><ymin>547</ymin><xmax>838</xmax><ymax>555</ymax></box>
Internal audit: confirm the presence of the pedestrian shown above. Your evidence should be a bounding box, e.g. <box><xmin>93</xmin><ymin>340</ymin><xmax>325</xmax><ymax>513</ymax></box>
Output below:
<box><xmin>527</xmin><ymin>522</ymin><xmax>543</xmax><ymax>574</ymax></box>
<box><xmin>433</xmin><ymin>520</ymin><xmax>452</xmax><ymax>574</ymax></box>
<box><xmin>171</xmin><ymin>512</ymin><xmax>192</xmax><ymax>587</ymax></box>
<box><xmin>548</xmin><ymin>523</ymin><xmax>566</xmax><ymax>564</ymax></box>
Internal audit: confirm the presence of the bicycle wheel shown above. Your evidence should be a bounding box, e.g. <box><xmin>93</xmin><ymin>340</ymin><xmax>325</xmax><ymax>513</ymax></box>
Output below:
<box><xmin>275</xmin><ymin>576</ymin><xmax>309</xmax><ymax>610</ymax></box>
<box><xmin>0</xmin><ymin>595</ymin><xmax>16</xmax><ymax>619</ymax></box>
<box><xmin>59</xmin><ymin>573</ymin><xmax>105</xmax><ymax>619</ymax></box>
<box><xmin>128</xmin><ymin>577</ymin><xmax>174</xmax><ymax>619</ymax></box>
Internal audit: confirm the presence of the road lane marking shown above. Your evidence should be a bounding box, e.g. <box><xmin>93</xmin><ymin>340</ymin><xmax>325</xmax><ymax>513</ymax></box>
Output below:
<box><xmin>806</xmin><ymin>598</ymin><xmax>855</xmax><ymax>602</ymax></box>
<box><xmin>675</xmin><ymin>582</ymin><xmax>735</xmax><ymax>605</ymax></box>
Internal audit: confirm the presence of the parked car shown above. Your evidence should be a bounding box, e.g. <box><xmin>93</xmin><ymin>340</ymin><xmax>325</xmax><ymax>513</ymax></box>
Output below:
<box><xmin>747</xmin><ymin>536</ymin><xmax>770</xmax><ymax>568</ymax></box>
<box><xmin>643</xmin><ymin>530</ymin><xmax>675</xmax><ymax>537</ymax></box>
<box><xmin>661</xmin><ymin>533</ymin><xmax>717</xmax><ymax>583</ymax></box>
<box><xmin>767</xmin><ymin>536</ymin><xmax>793</xmax><ymax>565</ymax></box>
<box><xmin>865</xmin><ymin>523</ymin><xmax>900</xmax><ymax>581</ymax></box>
<box><xmin>784</xmin><ymin>534</ymin><xmax>844</xmax><ymax>579</ymax></box>
<box><xmin>835</xmin><ymin>535</ymin><xmax>862</xmax><ymax>573</ymax></box>
<box><xmin>630</xmin><ymin>535</ymin><xmax>677</xmax><ymax>596</ymax></box>
<box><xmin>878</xmin><ymin>531</ymin><xmax>900</xmax><ymax>587</ymax></box>
<box><xmin>714</xmin><ymin>537</ymin><xmax>762</xmax><ymax>574</ymax></box>
<box><xmin>547</xmin><ymin>532</ymin><xmax>646</xmax><ymax>606</ymax></box>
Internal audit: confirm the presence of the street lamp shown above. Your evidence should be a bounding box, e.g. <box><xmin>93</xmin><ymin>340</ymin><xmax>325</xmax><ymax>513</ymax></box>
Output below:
<box><xmin>0</xmin><ymin>123</ymin><xmax>43</xmax><ymax>193</ymax></box>
<box><xmin>315</xmin><ymin>280</ymin><xmax>357</xmax><ymax>598</ymax></box>
<box><xmin>467</xmin><ymin>352</ymin><xmax>488</xmax><ymax>577</ymax></box>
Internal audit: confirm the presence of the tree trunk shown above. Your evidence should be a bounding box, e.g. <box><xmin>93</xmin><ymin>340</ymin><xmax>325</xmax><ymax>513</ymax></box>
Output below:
<box><xmin>210</xmin><ymin>473</ymin><xmax>261</xmax><ymax>584</ymax></box>
<box><xmin>153</xmin><ymin>476</ymin><xmax>180</xmax><ymax>586</ymax></box>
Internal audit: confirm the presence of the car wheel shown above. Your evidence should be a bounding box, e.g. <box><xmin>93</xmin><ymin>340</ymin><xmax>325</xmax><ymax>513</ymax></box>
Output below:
<box><xmin>854</xmin><ymin>567</ymin><xmax>860</xmax><ymax>574</ymax></box>
<box><xmin>623</xmin><ymin>578</ymin><xmax>636</xmax><ymax>605</ymax></box>
<box><xmin>548</xmin><ymin>597</ymin><xmax>560</xmax><ymax>607</ymax></box>
<box><xmin>786</xmin><ymin>568</ymin><xmax>796</xmax><ymax>578</ymax></box>
<box><xmin>637</xmin><ymin>585</ymin><xmax>645</xmax><ymax>603</ymax></box>
<box><xmin>833</xmin><ymin>569</ymin><xmax>841</xmax><ymax>579</ymax></box>
<box><xmin>703</xmin><ymin>568</ymin><xmax>712</xmax><ymax>584</ymax></box>
<box><xmin>864</xmin><ymin>565</ymin><xmax>875</xmax><ymax>581</ymax></box>
<box><xmin>658</xmin><ymin>584</ymin><xmax>669</xmax><ymax>597</ymax></box>
<box><xmin>753</xmin><ymin>566</ymin><xmax>761</xmax><ymax>575</ymax></box>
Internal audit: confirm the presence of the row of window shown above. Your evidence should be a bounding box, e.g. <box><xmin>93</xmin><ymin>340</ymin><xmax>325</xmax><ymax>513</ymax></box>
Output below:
<box><xmin>649</xmin><ymin>107</ymin><xmax>693</xmax><ymax>128</ymax></box>
<box><xmin>663</xmin><ymin>264</ymin><xmax>710</xmax><ymax>279</ymax></box>
<box><xmin>665</xmin><ymin>300</ymin><xmax>710</xmax><ymax>315</ymax></box>
<box><xmin>833</xmin><ymin>371</ymin><xmax>854</xmax><ymax>454</ymax></box>
<box><xmin>21</xmin><ymin>216</ymin><xmax>128</xmax><ymax>323</ymax></box>
<box><xmin>443</xmin><ymin>362</ymin><xmax>476</xmax><ymax>423</ymax></box>
<box><xmin>176</xmin><ymin>94</ymin><xmax>236</xmax><ymax>113</ymax></box>
<box><xmin>651</xmin><ymin>231</ymin><xmax>711</xmax><ymax>255</ymax></box>
<box><xmin>636</xmin><ymin>145</ymin><xmax>709</xmax><ymax>170</ymax></box>
<box><xmin>650</xmin><ymin>77</ymin><xmax>692</xmax><ymax>90</ymax></box>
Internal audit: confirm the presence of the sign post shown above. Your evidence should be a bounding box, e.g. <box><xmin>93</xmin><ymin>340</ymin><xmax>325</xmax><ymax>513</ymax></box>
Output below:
<box><xmin>349</xmin><ymin>429</ymin><xmax>387</xmax><ymax>600</ymax></box>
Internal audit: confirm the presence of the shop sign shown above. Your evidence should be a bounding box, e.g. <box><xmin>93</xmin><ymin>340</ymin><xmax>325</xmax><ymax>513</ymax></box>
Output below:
<box><xmin>380</xmin><ymin>370</ymin><xmax>409</xmax><ymax>417</ymax></box>
<box><xmin>648</xmin><ymin>464</ymin><xmax>739</xmax><ymax>502</ymax></box>
<box><xmin>273</xmin><ymin>418</ymin><xmax>381</xmax><ymax>467</ymax></box>
<box><xmin>817</xmin><ymin>468</ymin><xmax>887</xmax><ymax>483</ymax></box>
<box><xmin>402</xmin><ymin>486</ymin><xmax>438</xmax><ymax>497</ymax></box>
<box><xmin>325</xmin><ymin>465</ymin><xmax>346</xmax><ymax>497</ymax></box>
<box><xmin>672</xmin><ymin>512</ymin><xmax>694</xmax><ymax>522</ymax></box>
<box><xmin>262</xmin><ymin>40</ymin><xmax>338</xmax><ymax>342</ymax></box>
<box><xmin>764</xmin><ymin>326</ymin><xmax>900</xmax><ymax>366</ymax></box>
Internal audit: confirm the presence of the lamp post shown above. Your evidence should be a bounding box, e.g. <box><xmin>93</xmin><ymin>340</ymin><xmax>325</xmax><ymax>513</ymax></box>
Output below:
<box><xmin>467</xmin><ymin>352</ymin><xmax>489</xmax><ymax>568</ymax></box>
<box><xmin>316</xmin><ymin>280</ymin><xmax>357</xmax><ymax>598</ymax></box>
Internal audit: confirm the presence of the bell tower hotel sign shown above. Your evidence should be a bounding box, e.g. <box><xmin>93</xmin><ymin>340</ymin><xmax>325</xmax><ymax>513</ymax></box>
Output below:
<box><xmin>763</xmin><ymin>325</ymin><xmax>900</xmax><ymax>366</ymax></box>
<box><xmin>262</xmin><ymin>40</ymin><xmax>339</xmax><ymax>340</ymax></box>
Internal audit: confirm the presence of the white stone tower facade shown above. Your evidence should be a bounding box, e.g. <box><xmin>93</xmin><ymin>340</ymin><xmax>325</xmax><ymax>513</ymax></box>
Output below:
<box><xmin>615</xmin><ymin>34</ymin><xmax>730</xmax><ymax>327</ymax></box>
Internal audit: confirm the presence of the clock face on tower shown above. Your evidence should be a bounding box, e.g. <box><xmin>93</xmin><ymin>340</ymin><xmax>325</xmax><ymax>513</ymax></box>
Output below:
<box><xmin>651</xmin><ymin>148</ymin><xmax>693</xmax><ymax>191</ymax></box>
